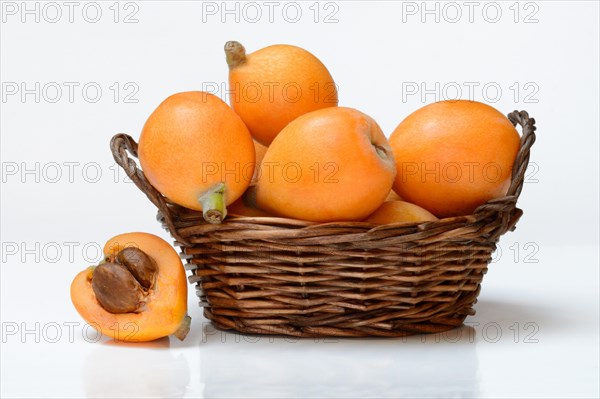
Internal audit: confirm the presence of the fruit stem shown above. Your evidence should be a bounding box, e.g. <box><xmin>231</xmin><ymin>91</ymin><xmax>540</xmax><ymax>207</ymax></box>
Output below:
<box><xmin>173</xmin><ymin>314</ymin><xmax>192</xmax><ymax>341</ymax></box>
<box><xmin>199</xmin><ymin>183</ymin><xmax>227</xmax><ymax>224</ymax></box>
<box><xmin>225</xmin><ymin>41</ymin><xmax>247</xmax><ymax>69</ymax></box>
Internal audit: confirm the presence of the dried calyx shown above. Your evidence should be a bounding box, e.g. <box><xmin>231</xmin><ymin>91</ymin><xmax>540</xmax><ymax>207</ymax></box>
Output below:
<box><xmin>224</xmin><ymin>41</ymin><xmax>247</xmax><ymax>69</ymax></box>
<box><xmin>91</xmin><ymin>247</ymin><xmax>158</xmax><ymax>314</ymax></box>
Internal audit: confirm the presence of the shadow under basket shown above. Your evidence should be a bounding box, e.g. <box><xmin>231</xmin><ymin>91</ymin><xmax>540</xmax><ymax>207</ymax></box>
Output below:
<box><xmin>111</xmin><ymin>110</ymin><xmax>537</xmax><ymax>338</ymax></box>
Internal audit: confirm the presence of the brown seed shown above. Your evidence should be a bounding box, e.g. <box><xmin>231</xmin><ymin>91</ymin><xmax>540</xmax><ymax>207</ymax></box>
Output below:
<box><xmin>116</xmin><ymin>247</ymin><xmax>157</xmax><ymax>289</ymax></box>
<box><xmin>92</xmin><ymin>263</ymin><xmax>144</xmax><ymax>314</ymax></box>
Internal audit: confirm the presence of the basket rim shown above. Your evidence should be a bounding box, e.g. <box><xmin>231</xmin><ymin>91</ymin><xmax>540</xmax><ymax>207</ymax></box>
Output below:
<box><xmin>110</xmin><ymin>110</ymin><xmax>536</xmax><ymax>245</ymax></box>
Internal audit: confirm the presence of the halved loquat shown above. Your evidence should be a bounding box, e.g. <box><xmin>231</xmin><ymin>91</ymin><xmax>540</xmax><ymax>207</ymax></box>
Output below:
<box><xmin>71</xmin><ymin>232</ymin><xmax>190</xmax><ymax>342</ymax></box>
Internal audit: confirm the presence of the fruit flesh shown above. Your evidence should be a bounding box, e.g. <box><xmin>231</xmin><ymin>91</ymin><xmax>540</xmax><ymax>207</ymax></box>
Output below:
<box><xmin>71</xmin><ymin>232</ymin><xmax>189</xmax><ymax>342</ymax></box>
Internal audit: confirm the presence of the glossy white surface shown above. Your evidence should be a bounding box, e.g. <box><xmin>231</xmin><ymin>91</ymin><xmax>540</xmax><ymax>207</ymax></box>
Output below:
<box><xmin>1</xmin><ymin>1</ymin><xmax>599</xmax><ymax>397</ymax></box>
<box><xmin>1</xmin><ymin>245</ymin><xmax>598</xmax><ymax>398</ymax></box>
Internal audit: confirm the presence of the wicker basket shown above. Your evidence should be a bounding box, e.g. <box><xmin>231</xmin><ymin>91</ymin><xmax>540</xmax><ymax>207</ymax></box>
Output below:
<box><xmin>111</xmin><ymin>110</ymin><xmax>536</xmax><ymax>338</ymax></box>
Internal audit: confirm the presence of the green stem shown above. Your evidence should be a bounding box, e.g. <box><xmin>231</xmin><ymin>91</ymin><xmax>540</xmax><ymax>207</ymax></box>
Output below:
<box><xmin>224</xmin><ymin>41</ymin><xmax>247</xmax><ymax>69</ymax></box>
<box><xmin>199</xmin><ymin>183</ymin><xmax>227</xmax><ymax>224</ymax></box>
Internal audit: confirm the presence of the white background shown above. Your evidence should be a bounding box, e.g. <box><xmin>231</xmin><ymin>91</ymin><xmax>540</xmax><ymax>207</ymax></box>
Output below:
<box><xmin>1</xmin><ymin>1</ymin><xmax>599</xmax><ymax>398</ymax></box>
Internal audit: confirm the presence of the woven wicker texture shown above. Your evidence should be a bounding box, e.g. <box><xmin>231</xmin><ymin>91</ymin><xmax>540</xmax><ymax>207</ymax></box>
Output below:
<box><xmin>111</xmin><ymin>110</ymin><xmax>536</xmax><ymax>337</ymax></box>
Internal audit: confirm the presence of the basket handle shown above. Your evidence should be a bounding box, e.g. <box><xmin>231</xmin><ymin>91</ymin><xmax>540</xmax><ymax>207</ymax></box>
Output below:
<box><xmin>506</xmin><ymin>110</ymin><xmax>537</xmax><ymax>198</ymax></box>
<box><xmin>110</xmin><ymin>133</ymin><xmax>186</xmax><ymax>244</ymax></box>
